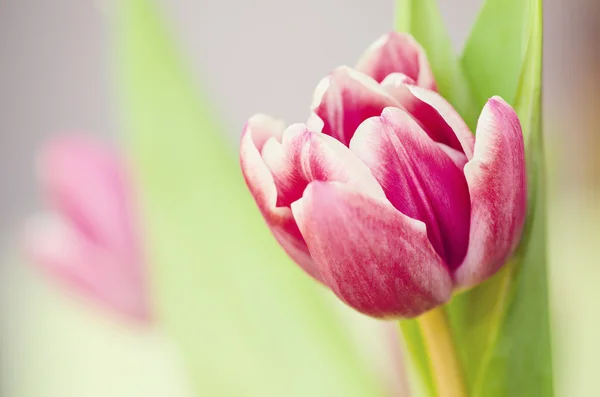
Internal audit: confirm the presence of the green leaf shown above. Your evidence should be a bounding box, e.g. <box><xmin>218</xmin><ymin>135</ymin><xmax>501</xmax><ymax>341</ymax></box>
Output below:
<box><xmin>461</xmin><ymin>0</ymin><xmax>537</xmax><ymax>110</ymax></box>
<box><xmin>398</xmin><ymin>319</ymin><xmax>435</xmax><ymax>397</ymax></box>
<box><xmin>447</xmin><ymin>0</ymin><xmax>552</xmax><ymax>396</ymax></box>
<box><xmin>394</xmin><ymin>0</ymin><xmax>478</xmax><ymax>129</ymax></box>
<box><xmin>113</xmin><ymin>1</ymin><xmax>385</xmax><ymax>396</ymax></box>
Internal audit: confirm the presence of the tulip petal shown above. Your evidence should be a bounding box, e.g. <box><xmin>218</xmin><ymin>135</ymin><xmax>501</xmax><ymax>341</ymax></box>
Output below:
<box><xmin>355</xmin><ymin>32</ymin><xmax>436</xmax><ymax>90</ymax></box>
<box><xmin>379</xmin><ymin>73</ymin><xmax>416</xmax><ymax>106</ymax></box>
<box><xmin>23</xmin><ymin>213</ymin><xmax>151</xmax><ymax>321</ymax></box>
<box><xmin>406</xmin><ymin>85</ymin><xmax>475</xmax><ymax>158</ymax></box>
<box><xmin>350</xmin><ymin>107</ymin><xmax>471</xmax><ymax>269</ymax></box>
<box><xmin>379</xmin><ymin>75</ymin><xmax>470</xmax><ymax>173</ymax></box>
<box><xmin>436</xmin><ymin>143</ymin><xmax>469</xmax><ymax>170</ymax></box>
<box><xmin>291</xmin><ymin>181</ymin><xmax>452</xmax><ymax>318</ymax></box>
<box><xmin>379</xmin><ymin>77</ymin><xmax>470</xmax><ymax>168</ymax></box>
<box><xmin>455</xmin><ymin>97</ymin><xmax>526</xmax><ymax>288</ymax></box>
<box><xmin>311</xmin><ymin>66</ymin><xmax>399</xmax><ymax>146</ymax></box>
<box><xmin>240</xmin><ymin>114</ymin><xmax>286</xmax><ymax>212</ymax></box>
<box><xmin>260</xmin><ymin>123</ymin><xmax>385</xmax><ymax>208</ymax></box>
<box><xmin>240</xmin><ymin>115</ymin><xmax>322</xmax><ymax>281</ymax></box>
<box><xmin>40</xmin><ymin>137</ymin><xmax>136</xmax><ymax>263</ymax></box>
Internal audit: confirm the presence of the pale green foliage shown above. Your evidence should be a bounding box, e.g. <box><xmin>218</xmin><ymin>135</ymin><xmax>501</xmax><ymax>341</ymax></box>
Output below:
<box><xmin>114</xmin><ymin>1</ymin><xmax>385</xmax><ymax>396</ymax></box>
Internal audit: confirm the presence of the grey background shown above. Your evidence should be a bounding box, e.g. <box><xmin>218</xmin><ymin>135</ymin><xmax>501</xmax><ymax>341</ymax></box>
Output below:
<box><xmin>2</xmin><ymin>0</ymin><xmax>598</xmax><ymax>241</ymax></box>
<box><xmin>0</xmin><ymin>0</ymin><xmax>483</xmax><ymax>240</ymax></box>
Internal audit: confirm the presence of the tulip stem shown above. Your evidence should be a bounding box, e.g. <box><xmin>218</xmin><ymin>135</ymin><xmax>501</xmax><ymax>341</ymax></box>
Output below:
<box><xmin>417</xmin><ymin>307</ymin><xmax>467</xmax><ymax>397</ymax></box>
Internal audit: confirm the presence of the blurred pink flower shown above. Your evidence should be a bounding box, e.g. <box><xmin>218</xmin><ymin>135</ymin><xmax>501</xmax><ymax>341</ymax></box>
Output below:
<box><xmin>23</xmin><ymin>136</ymin><xmax>151</xmax><ymax>322</ymax></box>
<box><xmin>240</xmin><ymin>32</ymin><xmax>526</xmax><ymax>318</ymax></box>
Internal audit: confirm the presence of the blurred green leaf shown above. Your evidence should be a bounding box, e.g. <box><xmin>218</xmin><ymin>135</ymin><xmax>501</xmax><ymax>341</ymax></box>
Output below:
<box><xmin>447</xmin><ymin>0</ymin><xmax>553</xmax><ymax>396</ymax></box>
<box><xmin>113</xmin><ymin>1</ymin><xmax>385</xmax><ymax>396</ymax></box>
<box><xmin>398</xmin><ymin>319</ymin><xmax>435</xmax><ymax>397</ymax></box>
<box><xmin>0</xmin><ymin>255</ymin><xmax>194</xmax><ymax>397</ymax></box>
<box><xmin>394</xmin><ymin>0</ymin><xmax>477</xmax><ymax>129</ymax></box>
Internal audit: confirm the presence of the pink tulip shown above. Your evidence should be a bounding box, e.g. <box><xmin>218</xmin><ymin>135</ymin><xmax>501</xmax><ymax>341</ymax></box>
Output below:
<box><xmin>23</xmin><ymin>136</ymin><xmax>151</xmax><ymax>322</ymax></box>
<box><xmin>240</xmin><ymin>33</ymin><xmax>526</xmax><ymax>318</ymax></box>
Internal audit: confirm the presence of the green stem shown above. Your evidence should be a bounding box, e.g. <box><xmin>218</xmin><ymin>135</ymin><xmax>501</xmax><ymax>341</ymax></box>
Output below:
<box><xmin>417</xmin><ymin>307</ymin><xmax>468</xmax><ymax>397</ymax></box>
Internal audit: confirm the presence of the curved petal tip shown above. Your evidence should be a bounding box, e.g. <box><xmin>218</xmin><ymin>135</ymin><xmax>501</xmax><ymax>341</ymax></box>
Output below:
<box><xmin>455</xmin><ymin>97</ymin><xmax>526</xmax><ymax>288</ymax></box>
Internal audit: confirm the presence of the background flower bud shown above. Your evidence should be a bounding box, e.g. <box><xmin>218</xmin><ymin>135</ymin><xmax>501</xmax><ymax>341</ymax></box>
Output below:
<box><xmin>23</xmin><ymin>136</ymin><xmax>152</xmax><ymax>322</ymax></box>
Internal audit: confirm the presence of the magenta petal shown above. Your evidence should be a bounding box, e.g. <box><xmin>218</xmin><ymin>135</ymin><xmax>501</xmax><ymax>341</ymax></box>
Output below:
<box><xmin>350</xmin><ymin>107</ymin><xmax>471</xmax><ymax>269</ymax></box>
<box><xmin>378</xmin><ymin>73</ymin><xmax>472</xmax><ymax>171</ymax></box>
<box><xmin>240</xmin><ymin>115</ymin><xmax>322</xmax><ymax>281</ymax></box>
<box><xmin>406</xmin><ymin>85</ymin><xmax>475</xmax><ymax>158</ymax></box>
<box><xmin>260</xmin><ymin>123</ymin><xmax>385</xmax><ymax>207</ymax></box>
<box><xmin>311</xmin><ymin>66</ymin><xmax>399</xmax><ymax>146</ymax></box>
<box><xmin>455</xmin><ymin>97</ymin><xmax>527</xmax><ymax>289</ymax></box>
<box><xmin>378</xmin><ymin>73</ymin><xmax>472</xmax><ymax>170</ymax></box>
<box><xmin>355</xmin><ymin>32</ymin><xmax>436</xmax><ymax>90</ymax></box>
<box><xmin>291</xmin><ymin>182</ymin><xmax>452</xmax><ymax>318</ymax></box>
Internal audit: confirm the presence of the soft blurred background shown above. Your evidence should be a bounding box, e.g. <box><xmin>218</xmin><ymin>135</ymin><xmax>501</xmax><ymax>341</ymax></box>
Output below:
<box><xmin>0</xmin><ymin>0</ymin><xmax>598</xmax><ymax>396</ymax></box>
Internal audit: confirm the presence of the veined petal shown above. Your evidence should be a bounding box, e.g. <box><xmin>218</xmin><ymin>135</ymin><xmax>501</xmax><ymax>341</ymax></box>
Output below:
<box><xmin>378</xmin><ymin>73</ymin><xmax>472</xmax><ymax>173</ymax></box>
<box><xmin>311</xmin><ymin>66</ymin><xmax>399</xmax><ymax>146</ymax></box>
<box><xmin>350</xmin><ymin>107</ymin><xmax>471</xmax><ymax>269</ymax></box>
<box><xmin>261</xmin><ymin>123</ymin><xmax>385</xmax><ymax>208</ymax></box>
<box><xmin>291</xmin><ymin>182</ymin><xmax>452</xmax><ymax>318</ymax></box>
<box><xmin>23</xmin><ymin>213</ymin><xmax>151</xmax><ymax>321</ymax></box>
<box><xmin>455</xmin><ymin>98</ymin><xmax>526</xmax><ymax>289</ymax></box>
<box><xmin>240</xmin><ymin>116</ymin><xmax>322</xmax><ymax>281</ymax></box>
<box><xmin>40</xmin><ymin>137</ymin><xmax>136</xmax><ymax>262</ymax></box>
<box><xmin>406</xmin><ymin>85</ymin><xmax>475</xmax><ymax>158</ymax></box>
<box><xmin>355</xmin><ymin>32</ymin><xmax>436</xmax><ymax>91</ymax></box>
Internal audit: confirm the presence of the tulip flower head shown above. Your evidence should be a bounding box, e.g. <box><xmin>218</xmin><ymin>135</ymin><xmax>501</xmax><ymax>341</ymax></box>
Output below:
<box><xmin>240</xmin><ymin>32</ymin><xmax>526</xmax><ymax>318</ymax></box>
<box><xmin>24</xmin><ymin>136</ymin><xmax>151</xmax><ymax>322</ymax></box>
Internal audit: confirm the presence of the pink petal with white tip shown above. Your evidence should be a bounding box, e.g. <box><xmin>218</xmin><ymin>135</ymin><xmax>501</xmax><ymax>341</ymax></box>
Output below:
<box><xmin>406</xmin><ymin>85</ymin><xmax>475</xmax><ymax>158</ymax></box>
<box><xmin>455</xmin><ymin>97</ymin><xmax>527</xmax><ymax>289</ymax></box>
<box><xmin>311</xmin><ymin>66</ymin><xmax>399</xmax><ymax>146</ymax></box>
<box><xmin>378</xmin><ymin>74</ymin><xmax>471</xmax><ymax>171</ymax></box>
<box><xmin>291</xmin><ymin>181</ymin><xmax>452</xmax><ymax>318</ymax></box>
<box><xmin>261</xmin><ymin>123</ymin><xmax>385</xmax><ymax>207</ymax></box>
<box><xmin>355</xmin><ymin>32</ymin><xmax>436</xmax><ymax>90</ymax></box>
<box><xmin>350</xmin><ymin>107</ymin><xmax>471</xmax><ymax>269</ymax></box>
<box><xmin>240</xmin><ymin>115</ymin><xmax>322</xmax><ymax>281</ymax></box>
